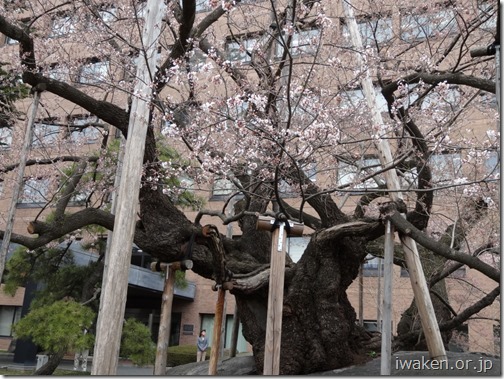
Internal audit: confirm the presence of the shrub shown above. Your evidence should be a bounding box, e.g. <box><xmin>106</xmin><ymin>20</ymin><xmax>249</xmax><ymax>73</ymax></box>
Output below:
<box><xmin>12</xmin><ymin>300</ymin><xmax>95</xmax><ymax>355</ymax></box>
<box><xmin>166</xmin><ymin>345</ymin><xmax>212</xmax><ymax>367</ymax></box>
<box><xmin>120</xmin><ymin>318</ymin><xmax>156</xmax><ymax>366</ymax></box>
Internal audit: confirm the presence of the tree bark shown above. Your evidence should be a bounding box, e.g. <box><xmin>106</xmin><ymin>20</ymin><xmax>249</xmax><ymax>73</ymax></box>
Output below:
<box><xmin>33</xmin><ymin>349</ymin><xmax>66</xmax><ymax>375</ymax></box>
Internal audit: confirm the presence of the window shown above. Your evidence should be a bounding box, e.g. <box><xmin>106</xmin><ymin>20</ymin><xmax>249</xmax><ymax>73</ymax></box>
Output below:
<box><xmin>478</xmin><ymin>92</ymin><xmax>497</xmax><ymax>108</ymax></box>
<box><xmin>188</xmin><ymin>48</ymin><xmax>207</xmax><ymax>71</ymax></box>
<box><xmin>18</xmin><ymin>177</ymin><xmax>51</xmax><ymax>204</ymax></box>
<box><xmin>0</xmin><ymin>306</ymin><xmax>21</xmax><ymax>336</ymax></box>
<box><xmin>401</xmin><ymin>9</ymin><xmax>458</xmax><ymax>41</ymax></box>
<box><xmin>212</xmin><ymin>177</ymin><xmax>236</xmax><ymax>198</ymax></box>
<box><xmin>48</xmin><ymin>65</ymin><xmax>70</xmax><ymax>81</ymax></box>
<box><xmin>5</xmin><ymin>36</ymin><xmax>18</xmax><ymax>45</ymax></box>
<box><xmin>0</xmin><ymin>127</ymin><xmax>12</xmax><ymax>149</ymax></box>
<box><xmin>182</xmin><ymin>324</ymin><xmax>194</xmax><ymax>335</ymax></box>
<box><xmin>278</xmin><ymin>179</ymin><xmax>296</xmax><ymax>198</ymax></box>
<box><xmin>428</xmin><ymin>153</ymin><xmax>462</xmax><ymax>184</ymax></box>
<box><xmin>69</xmin><ymin>191</ymin><xmax>90</xmax><ymax>205</ymax></box>
<box><xmin>477</xmin><ymin>1</ymin><xmax>497</xmax><ymax>33</ymax></box>
<box><xmin>178</xmin><ymin>176</ymin><xmax>195</xmax><ymax>191</ymax></box>
<box><xmin>200</xmin><ymin>314</ymin><xmax>248</xmax><ymax>352</ymax></box>
<box><xmin>338</xmin><ymin>158</ymin><xmax>384</xmax><ymax>191</ymax></box>
<box><xmin>69</xmin><ymin>116</ymin><xmax>102</xmax><ymax>144</ymax></box>
<box><xmin>177</xmin><ymin>0</ymin><xmax>211</xmax><ymax>13</ymax></box>
<box><xmin>397</xmin><ymin>83</ymin><xmax>461</xmax><ymax>111</ymax></box>
<box><xmin>493</xmin><ymin>324</ymin><xmax>500</xmax><ymax>356</ymax></box>
<box><xmin>276</xmin><ymin>28</ymin><xmax>320</xmax><ymax>58</ymax></box>
<box><xmin>32</xmin><ymin>122</ymin><xmax>60</xmax><ymax>146</ymax></box>
<box><xmin>300</xmin><ymin>161</ymin><xmax>317</xmax><ymax>182</ymax></box>
<box><xmin>228</xmin><ymin>100</ymin><xmax>249</xmax><ymax>118</ymax></box>
<box><xmin>363</xmin><ymin>320</ymin><xmax>380</xmax><ymax>332</ymax></box>
<box><xmin>484</xmin><ymin>151</ymin><xmax>500</xmax><ymax>178</ymax></box>
<box><xmin>342</xmin><ymin>17</ymin><xmax>393</xmax><ymax>46</ymax></box>
<box><xmin>98</xmin><ymin>7</ymin><xmax>117</xmax><ymax>24</ymax></box>
<box><xmin>50</xmin><ymin>15</ymin><xmax>76</xmax><ymax>37</ymax></box>
<box><xmin>362</xmin><ymin>254</ymin><xmax>383</xmax><ymax>277</ymax></box>
<box><xmin>288</xmin><ymin>236</ymin><xmax>310</xmax><ymax>263</ymax></box>
<box><xmin>226</xmin><ymin>36</ymin><xmax>258</xmax><ymax>63</ymax></box>
<box><xmin>78</xmin><ymin>60</ymin><xmax>109</xmax><ymax>84</ymax></box>
<box><xmin>338</xmin><ymin>88</ymin><xmax>388</xmax><ymax>112</ymax></box>
<box><xmin>276</xmin><ymin>162</ymin><xmax>317</xmax><ymax>197</ymax></box>
<box><xmin>400</xmin><ymin>266</ymin><xmax>409</xmax><ymax>277</ymax></box>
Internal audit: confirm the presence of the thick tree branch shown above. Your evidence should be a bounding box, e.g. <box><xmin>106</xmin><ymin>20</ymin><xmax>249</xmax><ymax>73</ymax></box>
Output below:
<box><xmin>3</xmin><ymin>208</ymin><xmax>115</xmax><ymax>249</ymax></box>
<box><xmin>53</xmin><ymin>160</ymin><xmax>88</xmax><ymax>222</ymax></box>
<box><xmin>396</xmin><ymin>287</ymin><xmax>500</xmax><ymax>346</ymax></box>
<box><xmin>429</xmin><ymin>244</ymin><xmax>498</xmax><ymax>287</ymax></box>
<box><xmin>385</xmin><ymin>210</ymin><xmax>500</xmax><ymax>282</ymax></box>
<box><xmin>316</xmin><ymin>221</ymin><xmax>384</xmax><ymax>245</ymax></box>
<box><xmin>278</xmin><ymin>197</ymin><xmax>322</xmax><ymax>230</ymax></box>
<box><xmin>439</xmin><ymin>287</ymin><xmax>500</xmax><ymax>332</ymax></box>
<box><xmin>0</xmin><ymin>156</ymin><xmax>99</xmax><ymax>176</ymax></box>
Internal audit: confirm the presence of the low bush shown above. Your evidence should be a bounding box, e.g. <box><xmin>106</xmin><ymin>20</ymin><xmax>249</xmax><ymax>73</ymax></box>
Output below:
<box><xmin>166</xmin><ymin>345</ymin><xmax>212</xmax><ymax>367</ymax></box>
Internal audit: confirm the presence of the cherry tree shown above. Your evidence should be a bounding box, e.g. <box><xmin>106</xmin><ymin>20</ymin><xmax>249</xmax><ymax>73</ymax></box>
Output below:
<box><xmin>0</xmin><ymin>0</ymin><xmax>499</xmax><ymax>374</ymax></box>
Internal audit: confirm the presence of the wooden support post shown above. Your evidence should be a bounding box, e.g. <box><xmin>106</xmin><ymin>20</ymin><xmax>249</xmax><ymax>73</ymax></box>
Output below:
<box><xmin>257</xmin><ymin>216</ymin><xmax>304</xmax><ymax>375</ymax></box>
<box><xmin>101</xmin><ymin>135</ymin><xmax>125</xmax><ymax>299</ymax></box>
<box><xmin>229</xmin><ymin>306</ymin><xmax>240</xmax><ymax>358</ymax></box>
<box><xmin>358</xmin><ymin>263</ymin><xmax>364</xmax><ymax>326</ymax></box>
<box><xmin>0</xmin><ymin>89</ymin><xmax>40</xmax><ymax>284</ymax></box>
<box><xmin>342</xmin><ymin>0</ymin><xmax>447</xmax><ymax>364</ymax></box>
<box><xmin>91</xmin><ymin>0</ymin><xmax>166</xmax><ymax>374</ymax></box>
<box><xmin>208</xmin><ymin>286</ymin><xmax>226</xmax><ymax>375</ymax></box>
<box><xmin>377</xmin><ymin>258</ymin><xmax>382</xmax><ymax>327</ymax></box>
<box><xmin>263</xmin><ymin>224</ymin><xmax>285</xmax><ymax>375</ymax></box>
<box><xmin>380</xmin><ymin>221</ymin><xmax>394</xmax><ymax>375</ymax></box>
<box><xmin>225</xmin><ymin>206</ymin><xmax>241</xmax><ymax>359</ymax></box>
<box><xmin>151</xmin><ymin>261</ymin><xmax>192</xmax><ymax>375</ymax></box>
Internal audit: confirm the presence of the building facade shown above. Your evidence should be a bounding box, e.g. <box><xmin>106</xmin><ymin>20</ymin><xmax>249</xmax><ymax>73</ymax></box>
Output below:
<box><xmin>0</xmin><ymin>0</ymin><xmax>499</xmax><ymax>363</ymax></box>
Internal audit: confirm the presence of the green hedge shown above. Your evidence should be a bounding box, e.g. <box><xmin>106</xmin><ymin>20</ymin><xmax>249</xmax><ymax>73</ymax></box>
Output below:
<box><xmin>167</xmin><ymin>345</ymin><xmax>212</xmax><ymax>367</ymax></box>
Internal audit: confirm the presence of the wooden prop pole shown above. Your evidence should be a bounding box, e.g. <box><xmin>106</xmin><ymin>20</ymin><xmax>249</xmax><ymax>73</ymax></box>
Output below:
<box><xmin>342</xmin><ymin>0</ymin><xmax>447</xmax><ymax>364</ymax></box>
<box><xmin>151</xmin><ymin>261</ymin><xmax>193</xmax><ymax>375</ymax></box>
<box><xmin>381</xmin><ymin>221</ymin><xmax>394</xmax><ymax>375</ymax></box>
<box><xmin>0</xmin><ymin>88</ymin><xmax>41</xmax><ymax>283</ymax></box>
<box><xmin>229</xmin><ymin>306</ymin><xmax>240</xmax><ymax>358</ymax></box>
<box><xmin>257</xmin><ymin>216</ymin><xmax>303</xmax><ymax>375</ymax></box>
<box><xmin>91</xmin><ymin>0</ymin><xmax>166</xmax><ymax>374</ymax></box>
<box><xmin>201</xmin><ymin>224</ymin><xmax>233</xmax><ymax>375</ymax></box>
<box><xmin>208</xmin><ymin>286</ymin><xmax>226</xmax><ymax>375</ymax></box>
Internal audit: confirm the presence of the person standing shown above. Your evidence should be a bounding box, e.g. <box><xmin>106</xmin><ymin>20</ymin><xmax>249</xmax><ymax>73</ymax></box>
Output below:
<box><xmin>196</xmin><ymin>329</ymin><xmax>208</xmax><ymax>362</ymax></box>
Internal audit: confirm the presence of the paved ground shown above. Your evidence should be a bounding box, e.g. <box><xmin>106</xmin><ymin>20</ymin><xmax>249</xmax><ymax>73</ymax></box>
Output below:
<box><xmin>314</xmin><ymin>351</ymin><xmax>501</xmax><ymax>376</ymax></box>
<box><xmin>1</xmin><ymin>351</ymin><xmax>500</xmax><ymax>375</ymax></box>
<box><xmin>167</xmin><ymin>351</ymin><xmax>501</xmax><ymax>376</ymax></box>
<box><xmin>0</xmin><ymin>353</ymin><xmax>154</xmax><ymax>375</ymax></box>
